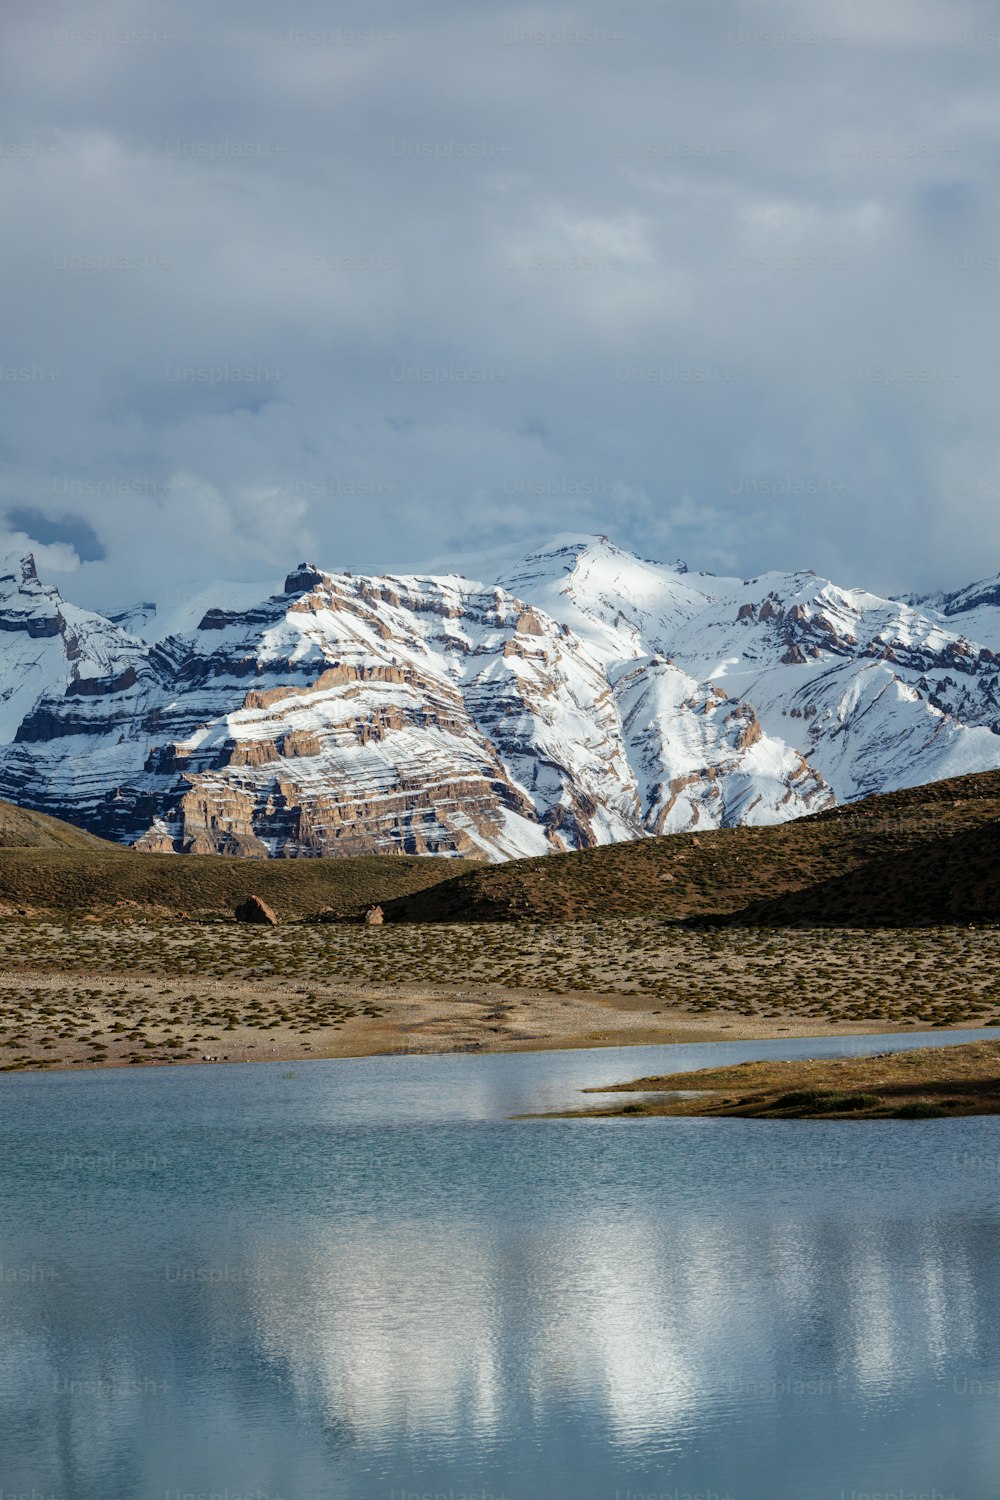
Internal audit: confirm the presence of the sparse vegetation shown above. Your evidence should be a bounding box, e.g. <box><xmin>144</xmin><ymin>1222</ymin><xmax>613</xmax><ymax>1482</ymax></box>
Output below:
<box><xmin>0</xmin><ymin>917</ymin><xmax>995</xmax><ymax>1071</ymax></box>
<box><xmin>0</xmin><ymin>770</ymin><xmax>998</xmax><ymax>1072</ymax></box>
<box><xmin>536</xmin><ymin>1040</ymin><xmax>1000</xmax><ymax>1120</ymax></box>
<box><xmin>385</xmin><ymin>769</ymin><xmax>1000</xmax><ymax>927</ymax></box>
<box><xmin>0</xmin><ymin>843</ymin><xmax>454</xmax><ymax>920</ymax></box>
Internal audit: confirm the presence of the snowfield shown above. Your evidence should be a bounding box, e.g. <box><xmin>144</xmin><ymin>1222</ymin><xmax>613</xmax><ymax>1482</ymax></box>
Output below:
<box><xmin>0</xmin><ymin>536</ymin><xmax>998</xmax><ymax>858</ymax></box>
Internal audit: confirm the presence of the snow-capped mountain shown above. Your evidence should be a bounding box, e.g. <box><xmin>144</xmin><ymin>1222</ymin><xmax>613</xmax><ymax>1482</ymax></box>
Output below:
<box><xmin>1</xmin><ymin>536</ymin><xmax>1000</xmax><ymax>859</ymax></box>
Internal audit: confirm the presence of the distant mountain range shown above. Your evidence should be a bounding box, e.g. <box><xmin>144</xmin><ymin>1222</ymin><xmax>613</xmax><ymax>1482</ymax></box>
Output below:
<box><xmin>1</xmin><ymin>534</ymin><xmax>999</xmax><ymax>859</ymax></box>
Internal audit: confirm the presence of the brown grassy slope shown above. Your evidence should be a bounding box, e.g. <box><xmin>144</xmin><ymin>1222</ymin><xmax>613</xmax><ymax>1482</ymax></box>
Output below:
<box><xmin>383</xmin><ymin>769</ymin><xmax>1000</xmax><ymax>925</ymax></box>
<box><xmin>0</xmin><ymin>846</ymin><xmax>455</xmax><ymax>919</ymax></box>
<box><xmin>2</xmin><ymin>767</ymin><xmax>998</xmax><ymax>924</ymax></box>
<box><xmin>728</xmin><ymin>818</ymin><xmax>999</xmax><ymax>926</ymax></box>
<box><xmin>547</xmin><ymin>1039</ymin><xmax>1000</xmax><ymax>1119</ymax></box>
<box><xmin>0</xmin><ymin>798</ymin><xmax>116</xmax><ymax>850</ymax></box>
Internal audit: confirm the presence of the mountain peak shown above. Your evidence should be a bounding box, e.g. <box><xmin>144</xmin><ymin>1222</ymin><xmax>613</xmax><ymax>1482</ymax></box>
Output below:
<box><xmin>937</xmin><ymin>573</ymin><xmax>1000</xmax><ymax>618</ymax></box>
<box><xmin>0</xmin><ymin>552</ymin><xmax>42</xmax><ymax>591</ymax></box>
<box><xmin>283</xmin><ymin>563</ymin><xmax>328</xmax><ymax>595</ymax></box>
<box><xmin>4</xmin><ymin>536</ymin><xmax>1000</xmax><ymax>861</ymax></box>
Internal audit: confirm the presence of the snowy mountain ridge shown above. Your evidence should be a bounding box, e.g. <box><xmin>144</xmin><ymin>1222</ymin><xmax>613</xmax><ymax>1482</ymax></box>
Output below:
<box><xmin>0</xmin><ymin>536</ymin><xmax>999</xmax><ymax>859</ymax></box>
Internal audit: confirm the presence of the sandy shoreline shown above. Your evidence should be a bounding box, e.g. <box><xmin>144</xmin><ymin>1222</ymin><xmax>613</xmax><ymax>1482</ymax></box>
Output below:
<box><xmin>0</xmin><ymin>917</ymin><xmax>995</xmax><ymax>1074</ymax></box>
<box><xmin>0</xmin><ymin>978</ymin><xmax>974</xmax><ymax>1074</ymax></box>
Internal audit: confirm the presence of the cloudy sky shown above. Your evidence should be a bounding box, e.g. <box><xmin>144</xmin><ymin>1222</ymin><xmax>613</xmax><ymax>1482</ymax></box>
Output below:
<box><xmin>1</xmin><ymin>0</ymin><xmax>998</xmax><ymax>609</ymax></box>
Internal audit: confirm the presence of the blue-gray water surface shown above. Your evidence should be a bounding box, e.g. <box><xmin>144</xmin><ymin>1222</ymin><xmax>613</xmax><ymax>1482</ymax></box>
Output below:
<box><xmin>2</xmin><ymin>1030</ymin><xmax>999</xmax><ymax>1500</ymax></box>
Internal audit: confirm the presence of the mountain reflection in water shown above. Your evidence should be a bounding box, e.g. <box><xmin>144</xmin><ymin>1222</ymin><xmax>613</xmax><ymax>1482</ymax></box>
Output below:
<box><xmin>0</xmin><ymin>1037</ymin><xmax>998</xmax><ymax>1499</ymax></box>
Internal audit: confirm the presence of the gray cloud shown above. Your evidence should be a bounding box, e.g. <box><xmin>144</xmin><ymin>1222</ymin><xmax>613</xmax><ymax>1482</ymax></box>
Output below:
<box><xmin>0</xmin><ymin>0</ymin><xmax>996</xmax><ymax>609</ymax></box>
<box><xmin>4</xmin><ymin>506</ymin><xmax>105</xmax><ymax>561</ymax></box>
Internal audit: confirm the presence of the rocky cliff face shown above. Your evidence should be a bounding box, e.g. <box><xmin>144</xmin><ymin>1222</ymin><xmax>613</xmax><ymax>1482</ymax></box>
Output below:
<box><xmin>1</xmin><ymin>535</ymin><xmax>1000</xmax><ymax>859</ymax></box>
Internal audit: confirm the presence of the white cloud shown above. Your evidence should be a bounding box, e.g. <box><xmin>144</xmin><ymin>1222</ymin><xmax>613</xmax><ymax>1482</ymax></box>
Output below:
<box><xmin>0</xmin><ymin>0</ymin><xmax>997</xmax><ymax>607</ymax></box>
<box><xmin>0</xmin><ymin>535</ymin><xmax>82</xmax><ymax>575</ymax></box>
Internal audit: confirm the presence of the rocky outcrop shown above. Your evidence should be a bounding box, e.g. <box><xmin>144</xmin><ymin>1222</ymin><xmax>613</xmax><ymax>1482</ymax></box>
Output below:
<box><xmin>3</xmin><ymin>536</ymin><xmax>1000</xmax><ymax>857</ymax></box>
<box><xmin>234</xmin><ymin>896</ymin><xmax>279</xmax><ymax>925</ymax></box>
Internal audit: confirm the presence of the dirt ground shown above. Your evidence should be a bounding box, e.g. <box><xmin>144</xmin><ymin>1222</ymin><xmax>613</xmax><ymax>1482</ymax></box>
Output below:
<box><xmin>0</xmin><ymin>917</ymin><xmax>996</xmax><ymax>1072</ymax></box>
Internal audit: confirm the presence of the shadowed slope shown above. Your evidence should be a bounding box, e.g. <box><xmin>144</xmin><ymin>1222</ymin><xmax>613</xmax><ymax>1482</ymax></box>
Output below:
<box><xmin>383</xmin><ymin>769</ymin><xmax>1000</xmax><ymax>925</ymax></box>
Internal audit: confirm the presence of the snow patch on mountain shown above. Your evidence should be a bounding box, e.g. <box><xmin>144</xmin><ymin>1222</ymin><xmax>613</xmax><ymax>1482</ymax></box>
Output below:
<box><xmin>0</xmin><ymin>535</ymin><xmax>999</xmax><ymax>858</ymax></box>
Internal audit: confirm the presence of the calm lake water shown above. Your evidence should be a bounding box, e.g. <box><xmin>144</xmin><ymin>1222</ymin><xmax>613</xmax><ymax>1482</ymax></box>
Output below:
<box><xmin>2</xmin><ymin>1030</ymin><xmax>999</xmax><ymax>1500</ymax></box>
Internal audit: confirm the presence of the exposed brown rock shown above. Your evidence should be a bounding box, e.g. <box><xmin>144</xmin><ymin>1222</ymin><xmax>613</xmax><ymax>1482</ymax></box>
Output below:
<box><xmin>728</xmin><ymin>706</ymin><xmax>763</xmax><ymax>750</ymax></box>
<box><xmin>234</xmin><ymin>896</ymin><xmax>279</xmax><ymax>925</ymax></box>
<box><xmin>242</xmin><ymin>685</ymin><xmax>299</xmax><ymax>711</ymax></box>
<box><xmin>176</xmin><ymin>784</ymin><xmax>271</xmax><ymax>858</ymax></box>
<box><xmin>364</xmin><ymin>904</ymin><xmax>384</xmax><ymax>925</ymax></box>
<box><xmin>514</xmin><ymin>606</ymin><xmax>545</xmax><ymax>636</ymax></box>
<box><xmin>227</xmin><ymin>739</ymin><xmax>280</xmax><ymax>767</ymax></box>
<box><xmin>280</xmin><ymin>729</ymin><xmax>323</xmax><ymax>759</ymax></box>
<box><xmin>132</xmin><ymin>825</ymin><xmax>177</xmax><ymax>854</ymax></box>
